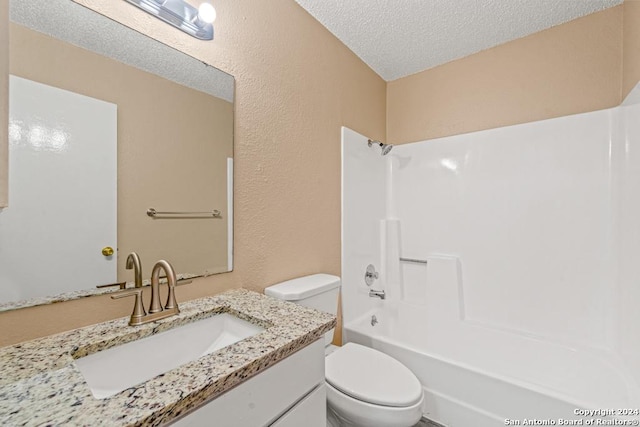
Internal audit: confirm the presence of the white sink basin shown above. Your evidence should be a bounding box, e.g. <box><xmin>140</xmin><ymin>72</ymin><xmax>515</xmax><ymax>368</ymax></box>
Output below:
<box><xmin>74</xmin><ymin>313</ymin><xmax>265</xmax><ymax>399</ymax></box>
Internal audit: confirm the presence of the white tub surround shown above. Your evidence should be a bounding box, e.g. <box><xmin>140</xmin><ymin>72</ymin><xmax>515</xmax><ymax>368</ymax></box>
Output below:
<box><xmin>0</xmin><ymin>289</ymin><xmax>335</xmax><ymax>426</ymax></box>
<box><xmin>341</xmin><ymin>83</ymin><xmax>640</xmax><ymax>426</ymax></box>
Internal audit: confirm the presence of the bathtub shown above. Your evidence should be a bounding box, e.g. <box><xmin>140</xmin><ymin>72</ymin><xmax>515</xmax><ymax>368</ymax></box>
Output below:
<box><xmin>343</xmin><ymin>302</ymin><xmax>640</xmax><ymax>427</ymax></box>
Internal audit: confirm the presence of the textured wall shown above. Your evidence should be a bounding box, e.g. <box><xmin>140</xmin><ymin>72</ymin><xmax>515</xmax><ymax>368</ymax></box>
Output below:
<box><xmin>387</xmin><ymin>5</ymin><xmax>624</xmax><ymax>144</ymax></box>
<box><xmin>0</xmin><ymin>0</ymin><xmax>386</xmax><ymax>345</ymax></box>
<box><xmin>0</xmin><ymin>0</ymin><xmax>7</xmax><ymax>207</ymax></box>
<box><xmin>1</xmin><ymin>1</ymin><xmax>629</xmax><ymax>346</ymax></box>
<box><xmin>624</xmin><ymin>0</ymin><xmax>640</xmax><ymax>97</ymax></box>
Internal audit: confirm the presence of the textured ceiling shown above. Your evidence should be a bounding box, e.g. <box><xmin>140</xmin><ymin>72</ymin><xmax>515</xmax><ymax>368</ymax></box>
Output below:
<box><xmin>295</xmin><ymin>0</ymin><xmax>623</xmax><ymax>81</ymax></box>
<box><xmin>10</xmin><ymin>0</ymin><xmax>234</xmax><ymax>102</ymax></box>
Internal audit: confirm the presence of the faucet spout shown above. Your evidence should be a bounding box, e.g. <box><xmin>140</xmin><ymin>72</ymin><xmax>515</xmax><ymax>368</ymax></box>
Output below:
<box><xmin>125</xmin><ymin>252</ymin><xmax>143</xmax><ymax>288</ymax></box>
<box><xmin>150</xmin><ymin>260</ymin><xmax>179</xmax><ymax>312</ymax></box>
<box><xmin>113</xmin><ymin>259</ymin><xmax>180</xmax><ymax>326</ymax></box>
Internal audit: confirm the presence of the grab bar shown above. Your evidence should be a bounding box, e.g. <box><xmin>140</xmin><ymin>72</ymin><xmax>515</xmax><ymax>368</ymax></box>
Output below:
<box><xmin>399</xmin><ymin>257</ymin><xmax>428</xmax><ymax>264</ymax></box>
<box><xmin>147</xmin><ymin>208</ymin><xmax>221</xmax><ymax>219</ymax></box>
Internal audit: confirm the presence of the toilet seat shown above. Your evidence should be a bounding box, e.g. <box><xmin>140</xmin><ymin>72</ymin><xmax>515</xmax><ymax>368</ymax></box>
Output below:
<box><xmin>325</xmin><ymin>343</ymin><xmax>423</xmax><ymax>407</ymax></box>
<box><xmin>325</xmin><ymin>381</ymin><xmax>424</xmax><ymax>427</ymax></box>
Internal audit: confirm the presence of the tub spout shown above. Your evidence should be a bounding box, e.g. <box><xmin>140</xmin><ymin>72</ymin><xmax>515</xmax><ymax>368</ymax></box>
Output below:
<box><xmin>369</xmin><ymin>289</ymin><xmax>386</xmax><ymax>300</ymax></box>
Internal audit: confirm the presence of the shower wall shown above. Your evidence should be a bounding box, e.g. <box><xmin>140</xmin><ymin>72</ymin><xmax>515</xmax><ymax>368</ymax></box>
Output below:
<box><xmin>341</xmin><ymin>127</ymin><xmax>386</xmax><ymax>323</ymax></box>
<box><xmin>391</xmin><ymin>109</ymin><xmax>615</xmax><ymax>350</ymax></box>
<box><xmin>341</xmin><ymin>83</ymin><xmax>640</xmax><ymax>408</ymax></box>
<box><xmin>615</xmin><ymin>90</ymin><xmax>640</xmax><ymax>384</ymax></box>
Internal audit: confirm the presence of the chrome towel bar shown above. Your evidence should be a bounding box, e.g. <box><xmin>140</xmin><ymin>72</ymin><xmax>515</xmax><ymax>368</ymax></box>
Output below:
<box><xmin>147</xmin><ymin>208</ymin><xmax>221</xmax><ymax>219</ymax></box>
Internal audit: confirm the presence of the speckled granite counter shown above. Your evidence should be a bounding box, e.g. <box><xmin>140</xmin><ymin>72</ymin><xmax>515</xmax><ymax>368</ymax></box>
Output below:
<box><xmin>0</xmin><ymin>289</ymin><xmax>335</xmax><ymax>426</ymax></box>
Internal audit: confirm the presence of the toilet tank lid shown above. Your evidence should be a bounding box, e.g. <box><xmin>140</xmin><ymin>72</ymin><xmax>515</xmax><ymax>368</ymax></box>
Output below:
<box><xmin>264</xmin><ymin>274</ymin><xmax>341</xmax><ymax>301</ymax></box>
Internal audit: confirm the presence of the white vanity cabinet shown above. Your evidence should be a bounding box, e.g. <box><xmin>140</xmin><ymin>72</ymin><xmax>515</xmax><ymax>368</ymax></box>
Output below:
<box><xmin>169</xmin><ymin>339</ymin><xmax>326</xmax><ymax>427</ymax></box>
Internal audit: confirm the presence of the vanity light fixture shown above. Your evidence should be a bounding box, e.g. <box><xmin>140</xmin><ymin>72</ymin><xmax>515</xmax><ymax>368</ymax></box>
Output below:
<box><xmin>124</xmin><ymin>0</ymin><xmax>216</xmax><ymax>40</ymax></box>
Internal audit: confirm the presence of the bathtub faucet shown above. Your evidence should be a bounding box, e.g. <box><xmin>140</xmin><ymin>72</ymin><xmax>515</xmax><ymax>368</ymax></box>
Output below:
<box><xmin>369</xmin><ymin>289</ymin><xmax>386</xmax><ymax>300</ymax></box>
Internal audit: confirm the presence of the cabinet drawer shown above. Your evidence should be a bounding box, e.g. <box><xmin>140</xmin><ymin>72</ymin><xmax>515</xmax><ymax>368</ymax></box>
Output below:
<box><xmin>169</xmin><ymin>339</ymin><xmax>324</xmax><ymax>427</ymax></box>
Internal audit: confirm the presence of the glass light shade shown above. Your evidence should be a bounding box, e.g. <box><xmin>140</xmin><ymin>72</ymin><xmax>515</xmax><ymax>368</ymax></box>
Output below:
<box><xmin>198</xmin><ymin>3</ymin><xmax>216</xmax><ymax>24</ymax></box>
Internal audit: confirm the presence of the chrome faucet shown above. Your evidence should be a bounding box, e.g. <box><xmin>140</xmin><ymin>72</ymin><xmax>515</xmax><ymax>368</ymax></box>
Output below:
<box><xmin>364</xmin><ymin>264</ymin><xmax>379</xmax><ymax>286</ymax></box>
<box><xmin>369</xmin><ymin>289</ymin><xmax>386</xmax><ymax>300</ymax></box>
<box><xmin>112</xmin><ymin>260</ymin><xmax>180</xmax><ymax>326</ymax></box>
<box><xmin>365</xmin><ymin>264</ymin><xmax>385</xmax><ymax>299</ymax></box>
<box><xmin>125</xmin><ymin>252</ymin><xmax>143</xmax><ymax>288</ymax></box>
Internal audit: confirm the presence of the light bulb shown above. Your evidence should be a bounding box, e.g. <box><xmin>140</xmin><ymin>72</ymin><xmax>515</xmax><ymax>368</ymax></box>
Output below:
<box><xmin>198</xmin><ymin>2</ymin><xmax>216</xmax><ymax>24</ymax></box>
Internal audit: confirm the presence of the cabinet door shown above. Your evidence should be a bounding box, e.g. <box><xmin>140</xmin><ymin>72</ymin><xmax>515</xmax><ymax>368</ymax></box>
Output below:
<box><xmin>270</xmin><ymin>384</ymin><xmax>326</xmax><ymax>427</ymax></box>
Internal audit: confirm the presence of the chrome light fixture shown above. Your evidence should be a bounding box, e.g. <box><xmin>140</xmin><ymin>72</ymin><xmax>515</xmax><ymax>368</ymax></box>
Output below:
<box><xmin>124</xmin><ymin>0</ymin><xmax>216</xmax><ymax>40</ymax></box>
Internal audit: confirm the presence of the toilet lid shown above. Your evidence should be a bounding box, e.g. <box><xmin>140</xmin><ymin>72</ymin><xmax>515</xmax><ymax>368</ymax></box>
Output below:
<box><xmin>325</xmin><ymin>343</ymin><xmax>422</xmax><ymax>407</ymax></box>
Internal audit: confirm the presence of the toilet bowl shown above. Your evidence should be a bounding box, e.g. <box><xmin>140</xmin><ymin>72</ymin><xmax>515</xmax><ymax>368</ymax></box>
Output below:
<box><xmin>264</xmin><ymin>274</ymin><xmax>424</xmax><ymax>427</ymax></box>
<box><xmin>324</xmin><ymin>342</ymin><xmax>424</xmax><ymax>427</ymax></box>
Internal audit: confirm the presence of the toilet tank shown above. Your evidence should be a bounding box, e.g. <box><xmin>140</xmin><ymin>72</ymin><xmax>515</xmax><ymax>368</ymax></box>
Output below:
<box><xmin>264</xmin><ymin>274</ymin><xmax>341</xmax><ymax>346</ymax></box>
<box><xmin>264</xmin><ymin>274</ymin><xmax>340</xmax><ymax>313</ymax></box>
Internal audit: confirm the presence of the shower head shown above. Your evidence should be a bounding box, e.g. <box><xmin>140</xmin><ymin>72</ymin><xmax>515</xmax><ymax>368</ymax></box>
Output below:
<box><xmin>368</xmin><ymin>139</ymin><xmax>393</xmax><ymax>156</ymax></box>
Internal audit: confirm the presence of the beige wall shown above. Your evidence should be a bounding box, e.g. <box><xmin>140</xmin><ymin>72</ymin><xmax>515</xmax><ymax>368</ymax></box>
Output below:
<box><xmin>0</xmin><ymin>0</ymin><xmax>7</xmax><ymax>207</ymax></box>
<box><xmin>387</xmin><ymin>5</ymin><xmax>624</xmax><ymax>144</ymax></box>
<box><xmin>0</xmin><ymin>0</ymin><xmax>386</xmax><ymax>346</ymax></box>
<box><xmin>3</xmin><ymin>1</ymin><xmax>632</xmax><ymax>347</ymax></box>
<box><xmin>9</xmin><ymin>24</ymin><xmax>232</xmax><ymax>283</ymax></box>
<box><xmin>624</xmin><ymin>0</ymin><xmax>640</xmax><ymax>98</ymax></box>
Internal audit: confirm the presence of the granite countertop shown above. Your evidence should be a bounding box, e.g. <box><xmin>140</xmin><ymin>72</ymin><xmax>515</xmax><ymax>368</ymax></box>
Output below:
<box><xmin>0</xmin><ymin>289</ymin><xmax>336</xmax><ymax>426</ymax></box>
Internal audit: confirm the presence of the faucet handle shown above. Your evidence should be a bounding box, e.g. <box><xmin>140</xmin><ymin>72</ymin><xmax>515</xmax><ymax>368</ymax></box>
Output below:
<box><xmin>364</xmin><ymin>264</ymin><xmax>379</xmax><ymax>286</ymax></box>
<box><xmin>111</xmin><ymin>288</ymin><xmax>147</xmax><ymax>326</ymax></box>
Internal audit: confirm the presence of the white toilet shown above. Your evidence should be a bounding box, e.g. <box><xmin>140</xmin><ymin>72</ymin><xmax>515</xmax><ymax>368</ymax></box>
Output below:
<box><xmin>265</xmin><ymin>274</ymin><xmax>424</xmax><ymax>427</ymax></box>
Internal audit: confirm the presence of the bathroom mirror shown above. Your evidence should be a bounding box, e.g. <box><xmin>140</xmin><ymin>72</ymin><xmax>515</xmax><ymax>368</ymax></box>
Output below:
<box><xmin>0</xmin><ymin>0</ymin><xmax>234</xmax><ymax>310</ymax></box>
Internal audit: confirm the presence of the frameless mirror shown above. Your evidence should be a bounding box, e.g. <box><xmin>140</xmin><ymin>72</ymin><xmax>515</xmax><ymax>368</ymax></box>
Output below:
<box><xmin>0</xmin><ymin>0</ymin><xmax>234</xmax><ymax>311</ymax></box>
